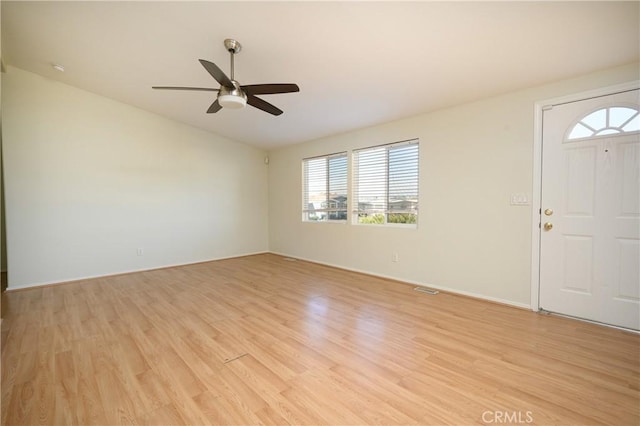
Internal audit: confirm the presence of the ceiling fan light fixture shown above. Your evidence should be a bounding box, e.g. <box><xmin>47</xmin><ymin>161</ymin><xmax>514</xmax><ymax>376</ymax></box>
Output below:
<box><xmin>218</xmin><ymin>94</ymin><xmax>247</xmax><ymax>109</ymax></box>
<box><xmin>153</xmin><ymin>39</ymin><xmax>299</xmax><ymax>116</ymax></box>
<box><xmin>218</xmin><ymin>79</ymin><xmax>247</xmax><ymax>109</ymax></box>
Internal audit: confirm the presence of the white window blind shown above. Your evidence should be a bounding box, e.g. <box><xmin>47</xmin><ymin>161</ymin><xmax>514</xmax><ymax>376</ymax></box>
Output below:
<box><xmin>353</xmin><ymin>140</ymin><xmax>419</xmax><ymax>225</ymax></box>
<box><xmin>302</xmin><ymin>152</ymin><xmax>348</xmax><ymax>222</ymax></box>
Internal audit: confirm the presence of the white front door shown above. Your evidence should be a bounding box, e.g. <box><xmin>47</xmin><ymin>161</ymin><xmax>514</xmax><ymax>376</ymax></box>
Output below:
<box><xmin>539</xmin><ymin>89</ymin><xmax>640</xmax><ymax>330</ymax></box>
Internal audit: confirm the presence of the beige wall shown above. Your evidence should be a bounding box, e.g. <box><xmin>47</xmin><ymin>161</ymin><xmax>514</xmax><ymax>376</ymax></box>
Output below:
<box><xmin>1</xmin><ymin>4</ymin><xmax>6</xmax><ymax>273</ymax></box>
<box><xmin>3</xmin><ymin>62</ymin><xmax>638</xmax><ymax>297</ymax></box>
<box><xmin>3</xmin><ymin>66</ymin><xmax>269</xmax><ymax>288</ymax></box>
<box><xmin>1</xmin><ymin>144</ymin><xmax>6</xmax><ymax>273</ymax></box>
<box><xmin>268</xmin><ymin>63</ymin><xmax>639</xmax><ymax>307</ymax></box>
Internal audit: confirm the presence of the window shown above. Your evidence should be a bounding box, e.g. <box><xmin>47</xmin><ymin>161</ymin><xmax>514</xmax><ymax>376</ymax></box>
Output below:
<box><xmin>302</xmin><ymin>152</ymin><xmax>348</xmax><ymax>222</ymax></box>
<box><xmin>353</xmin><ymin>139</ymin><xmax>419</xmax><ymax>226</ymax></box>
<box><xmin>567</xmin><ymin>106</ymin><xmax>639</xmax><ymax>140</ymax></box>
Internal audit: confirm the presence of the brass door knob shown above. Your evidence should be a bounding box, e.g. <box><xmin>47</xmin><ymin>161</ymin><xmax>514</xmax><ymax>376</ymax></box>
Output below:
<box><xmin>544</xmin><ymin>222</ymin><xmax>553</xmax><ymax>231</ymax></box>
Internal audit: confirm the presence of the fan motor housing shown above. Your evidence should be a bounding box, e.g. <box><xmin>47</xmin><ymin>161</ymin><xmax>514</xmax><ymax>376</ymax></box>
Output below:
<box><xmin>218</xmin><ymin>80</ymin><xmax>247</xmax><ymax>109</ymax></box>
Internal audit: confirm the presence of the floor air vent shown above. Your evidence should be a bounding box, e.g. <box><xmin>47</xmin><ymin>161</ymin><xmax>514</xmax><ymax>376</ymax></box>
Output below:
<box><xmin>414</xmin><ymin>287</ymin><xmax>439</xmax><ymax>295</ymax></box>
<box><xmin>283</xmin><ymin>257</ymin><xmax>297</xmax><ymax>262</ymax></box>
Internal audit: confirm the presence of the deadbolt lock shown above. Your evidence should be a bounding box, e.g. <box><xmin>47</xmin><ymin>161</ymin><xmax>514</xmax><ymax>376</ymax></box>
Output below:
<box><xmin>543</xmin><ymin>222</ymin><xmax>553</xmax><ymax>231</ymax></box>
<box><xmin>544</xmin><ymin>208</ymin><xmax>553</xmax><ymax>216</ymax></box>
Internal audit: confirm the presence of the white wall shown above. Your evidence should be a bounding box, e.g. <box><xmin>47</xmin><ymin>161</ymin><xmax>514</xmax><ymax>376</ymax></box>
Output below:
<box><xmin>3</xmin><ymin>66</ymin><xmax>269</xmax><ymax>289</ymax></box>
<box><xmin>268</xmin><ymin>63</ymin><xmax>640</xmax><ymax>307</ymax></box>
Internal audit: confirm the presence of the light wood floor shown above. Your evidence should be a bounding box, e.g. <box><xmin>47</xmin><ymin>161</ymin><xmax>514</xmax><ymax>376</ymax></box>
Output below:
<box><xmin>1</xmin><ymin>254</ymin><xmax>639</xmax><ymax>425</ymax></box>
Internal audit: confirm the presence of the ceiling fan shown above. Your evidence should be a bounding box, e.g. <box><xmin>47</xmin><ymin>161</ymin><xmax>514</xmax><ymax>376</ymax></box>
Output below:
<box><xmin>152</xmin><ymin>39</ymin><xmax>299</xmax><ymax>116</ymax></box>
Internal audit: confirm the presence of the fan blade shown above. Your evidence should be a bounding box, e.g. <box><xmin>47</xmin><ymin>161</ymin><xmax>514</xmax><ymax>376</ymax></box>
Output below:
<box><xmin>247</xmin><ymin>95</ymin><xmax>283</xmax><ymax>116</ymax></box>
<box><xmin>241</xmin><ymin>84</ymin><xmax>300</xmax><ymax>96</ymax></box>
<box><xmin>207</xmin><ymin>99</ymin><xmax>222</xmax><ymax>114</ymax></box>
<box><xmin>152</xmin><ymin>86</ymin><xmax>219</xmax><ymax>92</ymax></box>
<box><xmin>199</xmin><ymin>59</ymin><xmax>233</xmax><ymax>88</ymax></box>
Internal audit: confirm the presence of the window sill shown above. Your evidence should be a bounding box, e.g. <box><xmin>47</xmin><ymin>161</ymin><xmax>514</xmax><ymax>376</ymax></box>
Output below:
<box><xmin>353</xmin><ymin>223</ymin><xmax>418</xmax><ymax>229</ymax></box>
<box><xmin>302</xmin><ymin>220</ymin><xmax>348</xmax><ymax>224</ymax></box>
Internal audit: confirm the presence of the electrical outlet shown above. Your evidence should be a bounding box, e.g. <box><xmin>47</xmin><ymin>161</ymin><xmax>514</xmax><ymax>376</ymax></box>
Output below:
<box><xmin>510</xmin><ymin>193</ymin><xmax>530</xmax><ymax>206</ymax></box>
<box><xmin>137</xmin><ymin>248</ymin><xmax>144</xmax><ymax>256</ymax></box>
<box><xmin>392</xmin><ymin>253</ymin><xmax>399</xmax><ymax>263</ymax></box>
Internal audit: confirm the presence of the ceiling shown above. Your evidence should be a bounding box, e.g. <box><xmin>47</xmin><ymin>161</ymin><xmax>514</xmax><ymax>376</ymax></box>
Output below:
<box><xmin>2</xmin><ymin>1</ymin><xmax>639</xmax><ymax>150</ymax></box>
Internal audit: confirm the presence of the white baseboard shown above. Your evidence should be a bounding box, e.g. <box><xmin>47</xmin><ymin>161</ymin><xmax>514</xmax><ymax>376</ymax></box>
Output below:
<box><xmin>6</xmin><ymin>251</ymin><xmax>269</xmax><ymax>291</ymax></box>
<box><xmin>269</xmin><ymin>251</ymin><xmax>531</xmax><ymax>310</ymax></box>
<box><xmin>5</xmin><ymin>250</ymin><xmax>532</xmax><ymax>311</ymax></box>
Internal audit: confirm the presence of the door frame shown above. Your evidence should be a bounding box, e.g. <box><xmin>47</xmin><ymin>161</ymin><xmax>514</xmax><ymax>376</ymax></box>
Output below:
<box><xmin>530</xmin><ymin>80</ymin><xmax>640</xmax><ymax>312</ymax></box>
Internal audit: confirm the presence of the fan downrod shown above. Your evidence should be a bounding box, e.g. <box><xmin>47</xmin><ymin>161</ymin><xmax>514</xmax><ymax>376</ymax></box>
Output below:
<box><xmin>224</xmin><ymin>39</ymin><xmax>242</xmax><ymax>54</ymax></box>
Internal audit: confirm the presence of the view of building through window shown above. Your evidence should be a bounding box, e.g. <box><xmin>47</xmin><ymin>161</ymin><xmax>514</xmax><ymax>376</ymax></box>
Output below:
<box><xmin>302</xmin><ymin>140</ymin><xmax>419</xmax><ymax>225</ymax></box>
<box><xmin>302</xmin><ymin>153</ymin><xmax>348</xmax><ymax>221</ymax></box>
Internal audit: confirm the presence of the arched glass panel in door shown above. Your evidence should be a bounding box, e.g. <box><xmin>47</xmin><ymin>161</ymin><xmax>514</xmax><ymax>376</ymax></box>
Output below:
<box><xmin>567</xmin><ymin>106</ymin><xmax>639</xmax><ymax>140</ymax></box>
